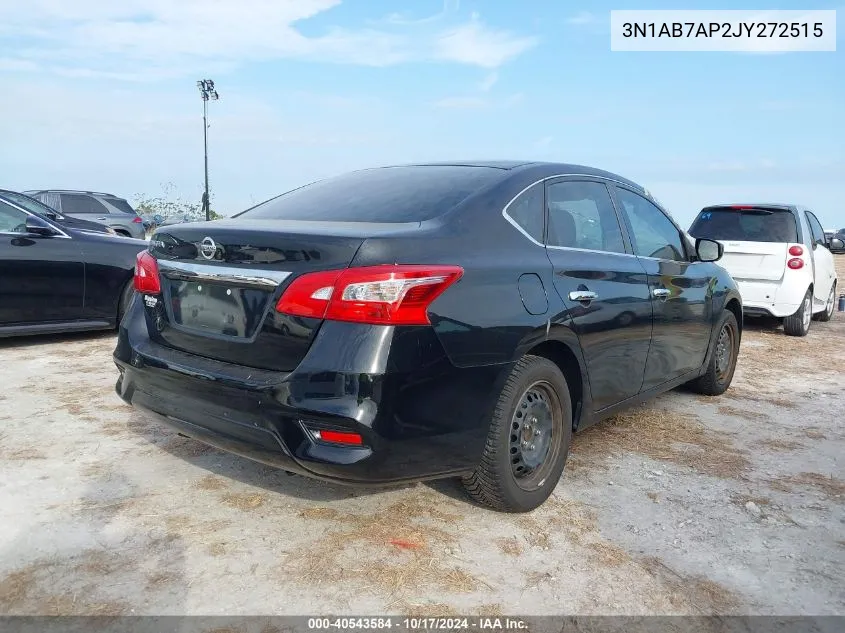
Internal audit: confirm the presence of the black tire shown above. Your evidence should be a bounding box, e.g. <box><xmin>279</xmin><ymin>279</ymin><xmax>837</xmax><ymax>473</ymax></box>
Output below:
<box><xmin>783</xmin><ymin>288</ymin><xmax>812</xmax><ymax>336</ymax></box>
<box><xmin>117</xmin><ymin>280</ymin><xmax>136</xmax><ymax>326</ymax></box>
<box><xmin>813</xmin><ymin>282</ymin><xmax>836</xmax><ymax>322</ymax></box>
<box><xmin>688</xmin><ymin>310</ymin><xmax>740</xmax><ymax>396</ymax></box>
<box><xmin>462</xmin><ymin>355</ymin><xmax>572</xmax><ymax>513</ymax></box>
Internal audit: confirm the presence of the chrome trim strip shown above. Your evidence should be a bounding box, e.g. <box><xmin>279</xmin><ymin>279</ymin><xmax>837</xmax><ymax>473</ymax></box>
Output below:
<box><xmin>501</xmin><ymin>173</ymin><xmax>643</xmax><ymax>251</ymax></box>
<box><xmin>157</xmin><ymin>260</ymin><xmax>292</xmax><ymax>289</ymax></box>
<box><xmin>546</xmin><ymin>245</ymin><xmax>640</xmax><ymax>258</ymax></box>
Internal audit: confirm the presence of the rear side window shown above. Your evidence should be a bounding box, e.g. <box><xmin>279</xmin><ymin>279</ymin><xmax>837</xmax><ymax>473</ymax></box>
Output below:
<box><xmin>237</xmin><ymin>166</ymin><xmax>503</xmax><ymax>223</ymax></box>
<box><xmin>689</xmin><ymin>208</ymin><xmax>798</xmax><ymax>243</ymax></box>
<box><xmin>103</xmin><ymin>197</ymin><xmax>136</xmax><ymax>215</ymax></box>
<box><xmin>546</xmin><ymin>181</ymin><xmax>626</xmax><ymax>253</ymax></box>
<box><xmin>60</xmin><ymin>194</ymin><xmax>110</xmax><ymax>215</ymax></box>
<box><xmin>804</xmin><ymin>211</ymin><xmax>825</xmax><ymax>245</ymax></box>
<box><xmin>505</xmin><ymin>183</ymin><xmax>544</xmax><ymax>243</ymax></box>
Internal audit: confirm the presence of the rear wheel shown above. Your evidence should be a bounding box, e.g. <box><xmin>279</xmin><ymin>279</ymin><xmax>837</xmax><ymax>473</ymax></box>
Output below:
<box><xmin>688</xmin><ymin>310</ymin><xmax>740</xmax><ymax>396</ymax></box>
<box><xmin>813</xmin><ymin>283</ymin><xmax>836</xmax><ymax>322</ymax></box>
<box><xmin>117</xmin><ymin>280</ymin><xmax>136</xmax><ymax>326</ymax></box>
<box><xmin>462</xmin><ymin>355</ymin><xmax>572</xmax><ymax>513</ymax></box>
<box><xmin>784</xmin><ymin>289</ymin><xmax>812</xmax><ymax>336</ymax></box>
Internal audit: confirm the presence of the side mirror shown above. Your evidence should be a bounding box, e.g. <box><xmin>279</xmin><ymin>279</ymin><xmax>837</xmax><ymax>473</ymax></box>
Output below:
<box><xmin>696</xmin><ymin>238</ymin><xmax>723</xmax><ymax>262</ymax></box>
<box><xmin>831</xmin><ymin>237</ymin><xmax>844</xmax><ymax>251</ymax></box>
<box><xmin>25</xmin><ymin>215</ymin><xmax>59</xmax><ymax>237</ymax></box>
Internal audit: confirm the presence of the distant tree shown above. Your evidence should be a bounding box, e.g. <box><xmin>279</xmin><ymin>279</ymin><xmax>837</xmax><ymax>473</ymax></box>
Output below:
<box><xmin>134</xmin><ymin>182</ymin><xmax>223</xmax><ymax>223</ymax></box>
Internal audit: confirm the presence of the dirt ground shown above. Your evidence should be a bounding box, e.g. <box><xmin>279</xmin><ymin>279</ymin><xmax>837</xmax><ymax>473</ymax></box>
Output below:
<box><xmin>1</xmin><ymin>257</ymin><xmax>843</xmax><ymax>616</ymax></box>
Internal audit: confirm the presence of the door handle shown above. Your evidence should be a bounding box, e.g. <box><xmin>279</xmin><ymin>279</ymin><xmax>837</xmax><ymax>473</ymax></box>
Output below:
<box><xmin>652</xmin><ymin>288</ymin><xmax>671</xmax><ymax>299</ymax></box>
<box><xmin>569</xmin><ymin>290</ymin><xmax>598</xmax><ymax>302</ymax></box>
<box><xmin>96</xmin><ymin>217</ymin><xmax>107</xmax><ymax>221</ymax></box>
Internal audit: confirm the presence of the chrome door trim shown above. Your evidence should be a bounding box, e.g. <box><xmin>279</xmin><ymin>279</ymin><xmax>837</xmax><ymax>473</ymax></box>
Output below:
<box><xmin>157</xmin><ymin>260</ymin><xmax>292</xmax><ymax>289</ymax></box>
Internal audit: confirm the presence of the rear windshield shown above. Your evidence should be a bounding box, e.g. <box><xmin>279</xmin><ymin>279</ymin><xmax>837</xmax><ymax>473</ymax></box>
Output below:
<box><xmin>689</xmin><ymin>208</ymin><xmax>798</xmax><ymax>243</ymax></box>
<box><xmin>236</xmin><ymin>166</ymin><xmax>503</xmax><ymax>223</ymax></box>
<box><xmin>104</xmin><ymin>197</ymin><xmax>136</xmax><ymax>215</ymax></box>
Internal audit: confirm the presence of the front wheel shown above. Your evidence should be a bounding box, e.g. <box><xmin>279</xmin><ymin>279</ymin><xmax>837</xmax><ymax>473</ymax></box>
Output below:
<box><xmin>688</xmin><ymin>310</ymin><xmax>740</xmax><ymax>396</ymax></box>
<box><xmin>462</xmin><ymin>355</ymin><xmax>572</xmax><ymax>513</ymax></box>
<box><xmin>784</xmin><ymin>289</ymin><xmax>812</xmax><ymax>336</ymax></box>
<box><xmin>813</xmin><ymin>283</ymin><xmax>836</xmax><ymax>323</ymax></box>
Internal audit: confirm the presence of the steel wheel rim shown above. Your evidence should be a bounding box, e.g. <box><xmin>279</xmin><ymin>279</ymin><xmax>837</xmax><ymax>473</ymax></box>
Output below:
<box><xmin>509</xmin><ymin>381</ymin><xmax>563</xmax><ymax>491</ymax></box>
<box><xmin>715</xmin><ymin>322</ymin><xmax>735</xmax><ymax>381</ymax></box>
<box><xmin>802</xmin><ymin>295</ymin><xmax>812</xmax><ymax>329</ymax></box>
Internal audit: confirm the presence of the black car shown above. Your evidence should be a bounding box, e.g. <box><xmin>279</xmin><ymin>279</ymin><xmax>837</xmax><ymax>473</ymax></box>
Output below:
<box><xmin>114</xmin><ymin>161</ymin><xmax>742</xmax><ymax>512</ymax></box>
<box><xmin>0</xmin><ymin>197</ymin><xmax>148</xmax><ymax>337</ymax></box>
<box><xmin>0</xmin><ymin>189</ymin><xmax>114</xmax><ymax>235</ymax></box>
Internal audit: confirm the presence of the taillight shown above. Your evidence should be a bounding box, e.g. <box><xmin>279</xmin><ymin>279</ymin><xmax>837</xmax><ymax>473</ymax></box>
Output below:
<box><xmin>788</xmin><ymin>245</ymin><xmax>804</xmax><ymax>256</ymax></box>
<box><xmin>787</xmin><ymin>258</ymin><xmax>804</xmax><ymax>270</ymax></box>
<box><xmin>134</xmin><ymin>250</ymin><xmax>161</xmax><ymax>293</ymax></box>
<box><xmin>311</xmin><ymin>430</ymin><xmax>364</xmax><ymax>446</ymax></box>
<box><xmin>132</xmin><ymin>216</ymin><xmax>143</xmax><ymax>223</ymax></box>
<box><xmin>276</xmin><ymin>264</ymin><xmax>463</xmax><ymax>326</ymax></box>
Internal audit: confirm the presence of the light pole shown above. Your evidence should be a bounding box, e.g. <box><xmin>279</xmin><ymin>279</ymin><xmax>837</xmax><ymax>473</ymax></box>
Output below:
<box><xmin>197</xmin><ymin>79</ymin><xmax>219</xmax><ymax>221</ymax></box>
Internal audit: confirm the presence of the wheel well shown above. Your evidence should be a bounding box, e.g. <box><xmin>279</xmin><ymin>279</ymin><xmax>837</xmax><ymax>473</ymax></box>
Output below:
<box><xmin>725</xmin><ymin>298</ymin><xmax>742</xmax><ymax>332</ymax></box>
<box><xmin>526</xmin><ymin>340</ymin><xmax>583</xmax><ymax>429</ymax></box>
<box><xmin>114</xmin><ymin>228</ymin><xmax>130</xmax><ymax>237</ymax></box>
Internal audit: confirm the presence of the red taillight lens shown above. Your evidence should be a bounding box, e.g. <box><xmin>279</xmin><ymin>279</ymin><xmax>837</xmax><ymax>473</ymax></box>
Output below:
<box><xmin>313</xmin><ymin>430</ymin><xmax>364</xmax><ymax>446</ymax></box>
<box><xmin>787</xmin><ymin>258</ymin><xmax>804</xmax><ymax>270</ymax></box>
<box><xmin>788</xmin><ymin>245</ymin><xmax>804</xmax><ymax>256</ymax></box>
<box><xmin>134</xmin><ymin>250</ymin><xmax>161</xmax><ymax>293</ymax></box>
<box><xmin>276</xmin><ymin>264</ymin><xmax>463</xmax><ymax>326</ymax></box>
<box><xmin>132</xmin><ymin>216</ymin><xmax>143</xmax><ymax>223</ymax></box>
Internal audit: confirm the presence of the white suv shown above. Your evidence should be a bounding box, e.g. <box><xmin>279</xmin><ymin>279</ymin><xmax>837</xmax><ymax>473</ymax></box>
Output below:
<box><xmin>689</xmin><ymin>204</ymin><xmax>838</xmax><ymax>336</ymax></box>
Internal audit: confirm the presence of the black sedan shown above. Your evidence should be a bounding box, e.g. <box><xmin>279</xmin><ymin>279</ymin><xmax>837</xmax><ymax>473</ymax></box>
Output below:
<box><xmin>114</xmin><ymin>161</ymin><xmax>742</xmax><ymax>512</ymax></box>
<box><xmin>0</xmin><ymin>189</ymin><xmax>115</xmax><ymax>235</ymax></box>
<box><xmin>0</xmin><ymin>196</ymin><xmax>148</xmax><ymax>337</ymax></box>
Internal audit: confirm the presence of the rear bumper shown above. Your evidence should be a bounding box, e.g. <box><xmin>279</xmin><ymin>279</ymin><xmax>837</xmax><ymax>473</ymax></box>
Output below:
<box><xmin>735</xmin><ymin>278</ymin><xmax>806</xmax><ymax>318</ymax></box>
<box><xmin>113</xmin><ymin>299</ymin><xmax>505</xmax><ymax>485</ymax></box>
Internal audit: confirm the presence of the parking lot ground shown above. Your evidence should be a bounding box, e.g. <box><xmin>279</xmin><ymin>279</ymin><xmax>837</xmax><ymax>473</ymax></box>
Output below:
<box><xmin>1</xmin><ymin>257</ymin><xmax>843</xmax><ymax>616</ymax></box>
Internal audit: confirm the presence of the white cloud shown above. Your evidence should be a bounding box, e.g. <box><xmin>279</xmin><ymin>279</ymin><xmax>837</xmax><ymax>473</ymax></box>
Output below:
<box><xmin>434</xmin><ymin>13</ymin><xmax>538</xmax><ymax>68</ymax></box>
<box><xmin>0</xmin><ymin>1</ymin><xmax>537</xmax><ymax>79</ymax></box>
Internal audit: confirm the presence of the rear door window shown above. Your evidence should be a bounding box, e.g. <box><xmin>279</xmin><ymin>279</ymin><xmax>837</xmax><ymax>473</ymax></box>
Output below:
<box><xmin>60</xmin><ymin>194</ymin><xmax>110</xmax><ymax>215</ymax></box>
<box><xmin>237</xmin><ymin>166</ymin><xmax>503</xmax><ymax>223</ymax></box>
<box><xmin>545</xmin><ymin>181</ymin><xmax>626</xmax><ymax>253</ymax></box>
<box><xmin>689</xmin><ymin>208</ymin><xmax>798</xmax><ymax>243</ymax></box>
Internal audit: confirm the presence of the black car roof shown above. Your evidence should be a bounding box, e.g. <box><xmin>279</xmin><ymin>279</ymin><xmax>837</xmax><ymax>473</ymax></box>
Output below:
<box><xmin>379</xmin><ymin>161</ymin><xmax>646</xmax><ymax>192</ymax></box>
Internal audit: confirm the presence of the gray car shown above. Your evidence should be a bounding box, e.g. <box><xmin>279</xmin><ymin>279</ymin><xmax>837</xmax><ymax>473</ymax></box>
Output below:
<box><xmin>23</xmin><ymin>190</ymin><xmax>146</xmax><ymax>239</ymax></box>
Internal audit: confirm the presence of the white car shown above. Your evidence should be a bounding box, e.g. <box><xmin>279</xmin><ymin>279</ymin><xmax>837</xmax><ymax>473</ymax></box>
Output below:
<box><xmin>689</xmin><ymin>203</ymin><xmax>838</xmax><ymax>336</ymax></box>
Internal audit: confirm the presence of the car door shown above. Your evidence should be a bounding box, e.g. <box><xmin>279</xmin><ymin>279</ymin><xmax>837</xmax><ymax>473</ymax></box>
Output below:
<box><xmin>804</xmin><ymin>209</ymin><xmax>836</xmax><ymax>308</ymax></box>
<box><xmin>611</xmin><ymin>185</ymin><xmax>714</xmax><ymax>391</ymax></box>
<box><xmin>0</xmin><ymin>200</ymin><xmax>85</xmax><ymax>325</ymax></box>
<box><xmin>543</xmin><ymin>177</ymin><xmax>652</xmax><ymax>411</ymax></box>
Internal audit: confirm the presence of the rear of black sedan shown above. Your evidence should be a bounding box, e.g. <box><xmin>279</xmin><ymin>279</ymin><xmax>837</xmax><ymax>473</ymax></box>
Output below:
<box><xmin>115</xmin><ymin>161</ymin><xmax>741</xmax><ymax>512</ymax></box>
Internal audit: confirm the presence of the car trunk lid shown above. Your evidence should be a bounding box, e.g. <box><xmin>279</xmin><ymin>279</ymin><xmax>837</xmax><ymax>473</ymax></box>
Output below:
<box><xmin>144</xmin><ymin>219</ymin><xmax>418</xmax><ymax>371</ymax></box>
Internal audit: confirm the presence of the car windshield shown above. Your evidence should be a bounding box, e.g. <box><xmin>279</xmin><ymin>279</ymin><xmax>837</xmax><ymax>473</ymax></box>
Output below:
<box><xmin>0</xmin><ymin>191</ymin><xmax>60</xmax><ymax>218</ymax></box>
<box><xmin>235</xmin><ymin>166</ymin><xmax>503</xmax><ymax>223</ymax></box>
<box><xmin>689</xmin><ymin>207</ymin><xmax>799</xmax><ymax>243</ymax></box>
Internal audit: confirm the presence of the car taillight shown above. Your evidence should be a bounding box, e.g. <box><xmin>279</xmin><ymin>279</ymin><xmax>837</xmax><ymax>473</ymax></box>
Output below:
<box><xmin>276</xmin><ymin>264</ymin><xmax>463</xmax><ymax>325</ymax></box>
<box><xmin>787</xmin><ymin>258</ymin><xmax>804</xmax><ymax>270</ymax></box>
<box><xmin>311</xmin><ymin>429</ymin><xmax>364</xmax><ymax>446</ymax></box>
<box><xmin>134</xmin><ymin>250</ymin><xmax>161</xmax><ymax>293</ymax></box>
<box><xmin>788</xmin><ymin>245</ymin><xmax>804</xmax><ymax>256</ymax></box>
<box><xmin>132</xmin><ymin>216</ymin><xmax>143</xmax><ymax>223</ymax></box>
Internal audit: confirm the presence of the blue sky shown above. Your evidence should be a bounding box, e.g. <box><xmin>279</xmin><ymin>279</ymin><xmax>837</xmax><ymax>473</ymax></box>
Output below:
<box><xmin>0</xmin><ymin>0</ymin><xmax>842</xmax><ymax>229</ymax></box>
